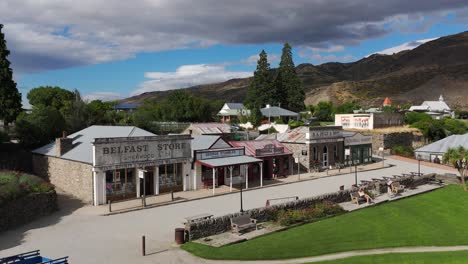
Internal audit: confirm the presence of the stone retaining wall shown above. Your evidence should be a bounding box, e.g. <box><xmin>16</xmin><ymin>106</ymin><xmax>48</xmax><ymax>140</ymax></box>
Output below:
<box><xmin>0</xmin><ymin>191</ymin><xmax>57</xmax><ymax>233</ymax></box>
<box><xmin>186</xmin><ymin>173</ymin><xmax>437</xmax><ymax>241</ymax></box>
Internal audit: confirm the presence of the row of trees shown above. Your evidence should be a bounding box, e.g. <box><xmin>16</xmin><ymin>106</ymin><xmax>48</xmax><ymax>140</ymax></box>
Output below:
<box><xmin>13</xmin><ymin>87</ymin><xmax>222</xmax><ymax>148</ymax></box>
<box><xmin>405</xmin><ymin>112</ymin><xmax>468</xmax><ymax>141</ymax></box>
<box><xmin>245</xmin><ymin>43</ymin><xmax>305</xmax><ymax>116</ymax></box>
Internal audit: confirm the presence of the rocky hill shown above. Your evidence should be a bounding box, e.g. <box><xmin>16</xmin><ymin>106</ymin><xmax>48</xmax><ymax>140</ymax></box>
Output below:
<box><xmin>122</xmin><ymin>31</ymin><xmax>468</xmax><ymax>109</ymax></box>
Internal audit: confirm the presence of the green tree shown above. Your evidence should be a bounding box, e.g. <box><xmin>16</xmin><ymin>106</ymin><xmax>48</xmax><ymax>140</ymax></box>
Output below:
<box><xmin>87</xmin><ymin>100</ymin><xmax>116</xmax><ymax>125</ymax></box>
<box><xmin>245</xmin><ymin>50</ymin><xmax>273</xmax><ymax>109</ymax></box>
<box><xmin>15</xmin><ymin>106</ymin><xmax>66</xmax><ymax>148</ymax></box>
<box><xmin>249</xmin><ymin>105</ymin><xmax>263</xmax><ymax>127</ymax></box>
<box><xmin>63</xmin><ymin>89</ymin><xmax>89</xmax><ymax>133</ymax></box>
<box><xmin>335</xmin><ymin>102</ymin><xmax>361</xmax><ymax>114</ymax></box>
<box><xmin>27</xmin><ymin>86</ymin><xmax>74</xmax><ymax>113</ymax></box>
<box><xmin>275</xmin><ymin>43</ymin><xmax>304</xmax><ymax>112</ymax></box>
<box><xmin>443</xmin><ymin>118</ymin><xmax>468</xmax><ymax>135</ymax></box>
<box><xmin>0</xmin><ymin>24</ymin><xmax>22</xmax><ymax>126</ymax></box>
<box><xmin>412</xmin><ymin>119</ymin><xmax>446</xmax><ymax>141</ymax></box>
<box><xmin>404</xmin><ymin>112</ymin><xmax>432</xmax><ymax>125</ymax></box>
<box><xmin>443</xmin><ymin>146</ymin><xmax>468</xmax><ymax>191</ymax></box>
<box><xmin>314</xmin><ymin>101</ymin><xmax>335</xmax><ymax>122</ymax></box>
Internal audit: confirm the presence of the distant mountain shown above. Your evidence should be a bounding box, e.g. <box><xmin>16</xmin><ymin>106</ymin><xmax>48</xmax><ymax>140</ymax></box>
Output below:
<box><xmin>122</xmin><ymin>31</ymin><xmax>468</xmax><ymax>109</ymax></box>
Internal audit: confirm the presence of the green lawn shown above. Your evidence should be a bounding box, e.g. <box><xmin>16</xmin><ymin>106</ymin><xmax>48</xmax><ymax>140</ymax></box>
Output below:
<box><xmin>182</xmin><ymin>185</ymin><xmax>468</xmax><ymax>260</ymax></box>
<box><xmin>307</xmin><ymin>251</ymin><xmax>468</xmax><ymax>264</ymax></box>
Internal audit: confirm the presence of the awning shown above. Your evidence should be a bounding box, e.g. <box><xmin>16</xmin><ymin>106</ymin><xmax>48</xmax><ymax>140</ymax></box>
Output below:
<box><xmin>196</xmin><ymin>155</ymin><xmax>262</xmax><ymax>168</ymax></box>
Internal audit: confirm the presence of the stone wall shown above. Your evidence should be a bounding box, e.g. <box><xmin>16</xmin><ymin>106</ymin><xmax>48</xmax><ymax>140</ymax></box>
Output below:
<box><xmin>0</xmin><ymin>191</ymin><xmax>57</xmax><ymax>232</ymax></box>
<box><xmin>282</xmin><ymin>143</ymin><xmax>309</xmax><ymax>172</ymax></box>
<box><xmin>371</xmin><ymin>132</ymin><xmax>422</xmax><ymax>154</ymax></box>
<box><xmin>186</xmin><ymin>173</ymin><xmax>437</xmax><ymax>241</ymax></box>
<box><xmin>33</xmin><ymin>155</ymin><xmax>93</xmax><ymax>204</ymax></box>
<box><xmin>186</xmin><ymin>189</ymin><xmax>353</xmax><ymax>241</ymax></box>
<box><xmin>373</xmin><ymin>113</ymin><xmax>405</xmax><ymax>128</ymax></box>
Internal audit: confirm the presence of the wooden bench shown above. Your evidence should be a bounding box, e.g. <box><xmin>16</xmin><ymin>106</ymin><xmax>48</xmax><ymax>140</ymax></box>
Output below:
<box><xmin>350</xmin><ymin>192</ymin><xmax>366</xmax><ymax>205</ymax></box>
<box><xmin>230</xmin><ymin>214</ymin><xmax>257</xmax><ymax>234</ymax></box>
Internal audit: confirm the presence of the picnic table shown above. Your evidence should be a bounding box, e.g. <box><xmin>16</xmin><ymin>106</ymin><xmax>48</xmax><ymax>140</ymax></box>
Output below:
<box><xmin>184</xmin><ymin>213</ymin><xmax>214</xmax><ymax>224</ymax></box>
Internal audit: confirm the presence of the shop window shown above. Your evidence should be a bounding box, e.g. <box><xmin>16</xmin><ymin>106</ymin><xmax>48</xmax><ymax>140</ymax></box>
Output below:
<box><xmin>313</xmin><ymin>147</ymin><xmax>317</xmax><ymax>160</ymax></box>
<box><xmin>159</xmin><ymin>163</ymin><xmax>183</xmax><ymax>189</ymax></box>
<box><xmin>201</xmin><ymin>165</ymin><xmax>213</xmax><ymax>181</ymax></box>
<box><xmin>233</xmin><ymin>165</ymin><xmax>241</xmax><ymax>176</ymax></box>
<box><xmin>106</xmin><ymin>169</ymin><xmax>136</xmax><ymax>199</ymax></box>
<box><xmin>334</xmin><ymin>145</ymin><xmax>338</xmax><ymax>159</ymax></box>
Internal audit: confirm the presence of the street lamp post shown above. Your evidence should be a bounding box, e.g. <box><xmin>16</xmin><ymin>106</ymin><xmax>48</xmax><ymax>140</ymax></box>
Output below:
<box><xmin>354</xmin><ymin>161</ymin><xmax>358</xmax><ymax>186</ymax></box>
<box><xmin>240</xmin><ymin>171</ymin><xmax>245</xmax><ymax>213</ymax></box>
<box><xmin>417</xmin><ymin>154</ymin><xmax>421</xmax><ymax>176</ymax></box>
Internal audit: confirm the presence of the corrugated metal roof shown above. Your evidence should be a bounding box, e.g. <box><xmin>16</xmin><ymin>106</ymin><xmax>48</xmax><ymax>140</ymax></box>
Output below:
<box><xmin>189</xmin><ymin>123</ymin><xmax>232</xmax><ymax>134</ymax></box>
<box><xmin>32</xmin><ymin>125</ymin><xmax>155</xmax><ymax>164</ymax></box>
<box><xmin>255</xmin><ymin>134</ymin><xmax>277</xmax><ymax>140</ymax></box>
<box><xmin>277</xmin><ymin>126</ymin><xmax>308</xmax><ymax>143</ymax></box>
<box><xmin>415</xmin><ymin>134</ymin><xmax>468</xmax><ymax>153</ymax></box>
<box><xmin>229</xmin><ymin>140</ymin><xmax>292</xmax><ymax>157</ymax></box>
<box><xmin>191</xmin><ymin>135</ymin><xmax>221</xmax><ymax>151</ymax></box>
<box><xmin>225</xmin><ymin>103</ymin><xmax>245</xmax><ymax>110</ymax></box>
<box><xmin>197</xmin><ymin>155</ymin><xmax>262</xmax><ymax>168</ymax></box>
<box><xmin>261</xmin><ymin>106</ymin><xmax>299</xmax><ymax>117</ymax></box>
<box><xmin>114</xmin><ymin>103</ymin><xmax>141</xmax><ymax>109</ymax></box>
<box><xmin>422</xmin><ymin>101</ymin><xmax>451</xmax><ymax>112</ymax></box>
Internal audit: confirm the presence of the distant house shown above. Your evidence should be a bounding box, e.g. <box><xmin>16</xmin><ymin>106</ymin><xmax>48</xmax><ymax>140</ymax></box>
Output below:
<box><xmin>409</xmin><ymin>95</ymin><xmax>454</xmax><ymax>119</ymax></box>
<box><xmin>183</xmin><ymin>123</ymin><xmax>233</xmax><ymax>140</ymax></box>
<box><xmin>217</xmin><ymin>103</ymin><xmax>250</xmax><ymax>123</ymax></box>
<box><xmin>260</xmin><ymin>105</ymin><xmax>300</xmax><ymax>121</ymax></box>
<box><xmin>414</xmin><ymin>134</ymin><xmax>468</xmax><ymax>162</ymax></box>
<box><xmin>113</xmin><ymin>103</ymin><xmax>141</xmax><ymax>112</ymax></box>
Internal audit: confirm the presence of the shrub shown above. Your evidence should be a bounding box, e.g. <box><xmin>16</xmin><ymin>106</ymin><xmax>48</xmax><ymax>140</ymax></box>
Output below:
<box><xmin>275</xmin><ymin>201</ymin><xmax>344</xmax><ymax>226</ymax></box>
<box><xmin>18</xmin><ymin>174</ymin><xmax>44</xmax><ymax>187</ymax></box>
<box><xmin>392</xmin><ymin>146</ymin><xmax>414</xmax><ymax>158</ymax></box>
<box><xmin>0</xmin><ymin>172</ymin><xmax>18</xmax><ymax>185</ymax></box>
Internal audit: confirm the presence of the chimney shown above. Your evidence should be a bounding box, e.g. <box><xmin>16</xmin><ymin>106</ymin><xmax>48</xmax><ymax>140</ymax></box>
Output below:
<box><xmin>56</xmin><ymin>131</ymin><xmax>73</xmax><ymax>157</ymax></box>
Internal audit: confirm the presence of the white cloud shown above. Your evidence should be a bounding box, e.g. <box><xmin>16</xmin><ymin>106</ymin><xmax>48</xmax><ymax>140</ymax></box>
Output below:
<box><xmin>304</xmin><ymin>45</ymin><xmax>345</xmax><ymax>53</ymax></box>
<box><xmin>367</xmin><ymin>38</ymin><xmax>438</xmax><ymax>56</ymax></box>
<box><xmin>83</xmin><ymin>92</ymin><xmax>123</xmax><ymax>102</ymax></box>
<box><xmin>1</xmin><ymin>0</ymin><xmax>466</xmax><ymax>73</ymax></box>
<box><xmin>133</xmin><ymin>64</ymin><xmax>252</xmax><ymax>95</ymax></box>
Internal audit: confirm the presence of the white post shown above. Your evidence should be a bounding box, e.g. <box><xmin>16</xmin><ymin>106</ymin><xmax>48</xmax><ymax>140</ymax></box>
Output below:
<box><xmin>229</xmin><ymin>166</ymin><xmax>233</xmax><ymax>192</ymax></box>
<box><xmin>93</xmin><ymin>171</ymin><xmax>98</xmax><ymax>206</ymax></box>
<box><xmin>193</xmin><ymin>165</ymin><xmax>197</xmax><ymax>190</ymax></box>
<box><xmin>212</xmin><ymin>168</ymin><xmax>216</xmax><ymax>196</ymax></box>
<box><xmin>245</xmin><ymin>165</ymin><xmax>249</xmax><ymax>189</ymax></box>
<box><xmin>155</xmin><ymin>166</ymin><xmax>160</xmax><ymax>195</ymax></box>
<box><xmin>260</xmin><ymin>163</ymin><xmax>263</xmax><ymax>187</ymax></box>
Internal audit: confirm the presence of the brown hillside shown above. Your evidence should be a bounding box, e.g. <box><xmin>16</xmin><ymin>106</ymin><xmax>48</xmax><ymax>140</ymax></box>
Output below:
<box><xmin>122</xmin><ymin>31</ymin><xmax>468</xmax><ymax>109</ymax></box>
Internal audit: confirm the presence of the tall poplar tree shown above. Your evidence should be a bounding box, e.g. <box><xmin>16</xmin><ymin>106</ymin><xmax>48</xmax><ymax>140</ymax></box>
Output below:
<box><xmin>244</xmin><ymin>50</ymin><xmax>273</xmax><ymax>109</ymax></box>
<box><xmin>0</xmin><ymin>24</ymin><xmax>22</xmax><ymax>126</ymax></box>
<box><xmin>275</xmin><ymin>42</ymin><xmax>305</xmax><ymax>112</ymax></box>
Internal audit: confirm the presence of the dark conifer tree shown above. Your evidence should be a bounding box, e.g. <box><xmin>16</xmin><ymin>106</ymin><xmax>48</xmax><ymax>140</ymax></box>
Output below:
<box><xmin>0</xmin><ymin>24</ymin><xmax>22</xmax><ymax>126</ymax></box>
<box><xmin>244</xmin><ymin>50</ymin><xmax>273</xmax><ymax>109</ymax></box>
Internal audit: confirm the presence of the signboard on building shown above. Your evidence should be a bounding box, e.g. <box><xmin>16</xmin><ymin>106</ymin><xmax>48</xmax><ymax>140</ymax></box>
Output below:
<box><xmin>255</xmin><ymin>144</ymin><xmax>285</xmax><ymax>156</ymax></box>
<box><xmin>306</xmin><ymin>126</ymin><xmax>343</xmax><ymax>140</ymax></box>
<box><xmin>196</xmin><ymin>147</ymin><xmax>244</xmax><ymax>160</ymax></box>
<box><xmin>93</xmin><ymin>135</ymin><xmax>192</xmax><ymax>170</ymax></box>
<box><xmin>344</xmin><ymin>133</ymin><xmax>373</xmax><ymax>146</ymax></box>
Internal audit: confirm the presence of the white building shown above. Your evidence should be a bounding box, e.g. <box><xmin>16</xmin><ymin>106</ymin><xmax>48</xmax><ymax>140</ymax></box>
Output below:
<box><xmin>217</xmin><ymin>103</ymin><xmax>250</xmax><ymax>123</ymax></box>
<box><xmin>409</xmin><ymin>95</ymin><xmax>455</xmax><ymax>119</ymax></box>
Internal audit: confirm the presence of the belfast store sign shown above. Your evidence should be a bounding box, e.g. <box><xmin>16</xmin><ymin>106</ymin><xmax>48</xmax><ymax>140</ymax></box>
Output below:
<box><xmin>93</xmin><ymin>135</ymin><xmax>192</xmax><ymax>170</ymax></box>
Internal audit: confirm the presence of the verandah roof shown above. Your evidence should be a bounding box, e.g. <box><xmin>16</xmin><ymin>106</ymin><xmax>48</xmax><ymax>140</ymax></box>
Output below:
<box><xmin>196</xmin><ymin>155</ymin><xmax>262</xmax><ymax>168</ymax></box>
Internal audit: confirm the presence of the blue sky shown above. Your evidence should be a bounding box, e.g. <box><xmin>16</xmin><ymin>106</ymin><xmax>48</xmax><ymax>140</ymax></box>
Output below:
<box><xmin>2</xmin><ymin>1</ymin><xmax>468</xmax><ymax>104</ymax></box>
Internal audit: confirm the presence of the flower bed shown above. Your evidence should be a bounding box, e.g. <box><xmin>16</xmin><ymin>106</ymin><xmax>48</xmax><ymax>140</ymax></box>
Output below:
<box><xmin>0</xmin><ymin>170</ymin><xmax>55</xmax><ymax>207</ymax></box>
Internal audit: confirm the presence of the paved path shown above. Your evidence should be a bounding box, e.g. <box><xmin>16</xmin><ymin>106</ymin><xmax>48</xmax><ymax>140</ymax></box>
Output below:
<box><xmin>0</xmin><ymin>156</ymin><xmax>459</xmax><ymax>264</ymax></box>
<box><xmin>164</xmin><ymin>245</ymin><xmax>468</xmax><ymax>264</ymax></box>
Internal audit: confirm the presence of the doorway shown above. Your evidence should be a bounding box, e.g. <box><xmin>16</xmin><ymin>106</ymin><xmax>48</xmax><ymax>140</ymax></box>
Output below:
<box><xmin>322</xmin><ymin>146</ymin><xmax>328</xmax><ymax>167</ymax></box>
<box><xmin>139</xmin><ymin>171</ymin><xmax>154</xmax><ymax>196</ymax></box>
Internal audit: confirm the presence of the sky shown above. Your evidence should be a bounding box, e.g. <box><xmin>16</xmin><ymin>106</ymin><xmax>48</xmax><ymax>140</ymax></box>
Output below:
<box><xmin>1</xmin><ymin>1</ymin><xmax>468</xmax><ymax>106</ymax></box>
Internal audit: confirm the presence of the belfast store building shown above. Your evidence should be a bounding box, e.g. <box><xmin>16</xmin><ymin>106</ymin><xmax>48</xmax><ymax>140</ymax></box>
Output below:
<box><xmin>33</xmin><ymin>125</ymin><xmax>193</xmax><ymax>205</ymax></box>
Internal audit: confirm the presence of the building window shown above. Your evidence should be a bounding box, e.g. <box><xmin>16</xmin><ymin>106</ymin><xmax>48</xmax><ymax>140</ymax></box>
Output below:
<box><xmin>106</xmin><ymin>168</ymin><xmax>136</xmax><ymax>200</ymax></box>
<box><xmin>334</xmin><ymin>145</ymin><xmax>338</xmax><ymax>160</ymax></box>
<box><xmin>313</xmin><ymin>147</ymin><xmax>317</xmax><ymax>160</ymax></box>
<box><xmin>201</xmin><ymin>165</ymin><xmax>213</xmax><ymax>181</ymax></box>
<box><xmin>159</xmin><ymin>163</ymin><xmax>183</xmax><ymax>190</ymax></box>
<box><xmin>283</xmin><ymin>157</ymin><xmax>289</xmax><ymax>170</ymax></box>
